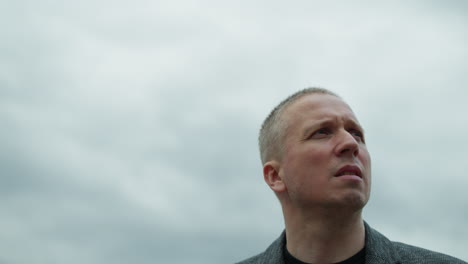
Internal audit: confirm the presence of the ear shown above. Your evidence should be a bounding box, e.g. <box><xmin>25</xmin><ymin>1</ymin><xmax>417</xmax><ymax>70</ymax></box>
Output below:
<box><xmin>263</xmin><ymin>160</ymin><xmax>286</xmax><ymax>193</ymax></box>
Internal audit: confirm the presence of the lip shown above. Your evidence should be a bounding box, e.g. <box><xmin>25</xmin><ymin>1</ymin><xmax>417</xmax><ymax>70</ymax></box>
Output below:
<box><xmin>335</xmin><ymin>164</ymin><xmax>362</xmax><ymax>178</ymax></box>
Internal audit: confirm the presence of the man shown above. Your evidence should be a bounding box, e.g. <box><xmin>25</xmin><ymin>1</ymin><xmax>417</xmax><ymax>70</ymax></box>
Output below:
<box><xmin>236</xmin><ymin>88</ymin><xmax>466</xmax><ymax>264</ymax></box>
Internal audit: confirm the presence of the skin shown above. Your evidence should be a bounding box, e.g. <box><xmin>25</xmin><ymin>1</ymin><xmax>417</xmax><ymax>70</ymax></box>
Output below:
<box><xmin>263</xmin><ymin>93</ymin><xmax>372</xmax><ymax>263</ymax></box>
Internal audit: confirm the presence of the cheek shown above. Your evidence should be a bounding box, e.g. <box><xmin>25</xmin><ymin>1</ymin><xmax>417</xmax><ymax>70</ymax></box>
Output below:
<box><xmin>282</xmin><ymin>147</ymin><xmax>330</xmax><ymax>180</ymax></box>
<box><xmin>286</xmin><ymin>155</ymin><xmax>328</xmax><ymax>183</ymax></box>
<box><xmin>359</xmin><ymin>148</ymin><xmax>371</xmax><ymax>167</ymax></box>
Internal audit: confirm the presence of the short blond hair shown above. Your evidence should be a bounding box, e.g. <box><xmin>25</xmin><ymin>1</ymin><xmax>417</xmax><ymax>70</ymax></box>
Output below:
<box><xmin>258</xmin><ymin>87</ymin><xmax>339</xmax><ymax>164</ymax></box>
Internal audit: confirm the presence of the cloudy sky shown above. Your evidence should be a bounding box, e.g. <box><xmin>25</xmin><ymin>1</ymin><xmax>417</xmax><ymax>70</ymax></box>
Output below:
<box><xmin>1</xmin><ymin>0</ymin><xmax>467</xmax><ymax>263</ymax></box>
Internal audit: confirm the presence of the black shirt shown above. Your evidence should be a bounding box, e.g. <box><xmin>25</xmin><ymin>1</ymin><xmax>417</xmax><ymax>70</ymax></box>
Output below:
<box><xmin>284</xmin><ymin>246</ymin><xmax>366</xmax><ymax>264</ymax></box>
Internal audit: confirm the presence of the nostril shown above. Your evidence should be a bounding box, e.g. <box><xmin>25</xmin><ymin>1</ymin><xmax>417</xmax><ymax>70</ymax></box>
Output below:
<box><xmin>339</xmin><ymin>146</ymin><xmax>359</xmax><ymax>156</ymax></box>
<box><xmin>354</xmin><ymin>149</ymin><xmax>360</xmax><ymax>156</ymax></box>
<box><xmin>340</xmin><ymin>148</ymin><xmax>350</xmax><ymax>154</ymax></box>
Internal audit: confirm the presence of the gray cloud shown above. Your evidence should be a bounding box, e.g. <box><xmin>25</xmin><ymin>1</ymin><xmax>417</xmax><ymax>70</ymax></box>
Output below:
<box><xmin>1</xmin><ymin>1</ymin><xmax>467</xmax><ymax>263</ymax></box>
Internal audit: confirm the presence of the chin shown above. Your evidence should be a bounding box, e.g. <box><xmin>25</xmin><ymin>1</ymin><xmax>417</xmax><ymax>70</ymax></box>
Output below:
<box><xmin>345</xmin><ymin>196</ymin><xmax>367</xmax><ymax>210</ymax></box>
<box><xmin>329</xmin><ymin>193</ymin><xmax>368</xmax><ymax>211</ymax></box>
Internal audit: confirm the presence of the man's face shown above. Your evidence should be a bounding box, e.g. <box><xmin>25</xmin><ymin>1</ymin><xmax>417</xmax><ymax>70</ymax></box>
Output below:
<box><xmin>277</xmin><ymin>94</ymin><xmax>371</xmax><ymax>210</ymax></box>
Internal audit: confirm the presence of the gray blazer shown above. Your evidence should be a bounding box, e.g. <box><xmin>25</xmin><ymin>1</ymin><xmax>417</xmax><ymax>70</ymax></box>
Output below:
<box><xmin>236</xmin><ymin>222</ymin><xmax>466</xmax><ymax>264</ymax></box>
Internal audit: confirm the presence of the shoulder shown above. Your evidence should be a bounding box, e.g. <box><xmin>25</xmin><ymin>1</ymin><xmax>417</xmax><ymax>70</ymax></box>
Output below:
<box><xmin>234</xmin><ymin>231</ymin><xmax>286</xmax><ymax>264</ymax></box>
<box><xmin>391</xmin><ymin>241</ymin><xmax>467</xmax><ymax>264</ymax></box>
<box><xmin>235</xmin><ymin>253</ymin><xmax>264</xmax><ymax>264</ymax></box>
<box><xmin>365</xmin><ymin>222</ymin><xmax>466</xmax><ymax>264</ymax></box>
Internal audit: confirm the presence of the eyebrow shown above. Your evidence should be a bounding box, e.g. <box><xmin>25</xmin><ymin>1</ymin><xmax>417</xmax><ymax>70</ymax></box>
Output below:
<box><xmin>301</xmin><ymin>117</ymin><xmax>365</xmax><ymax>138</ymax></box>
<box><xmin>301</xmin><ymin>118</ymin><xmax>334</xmax><ymax>138</ymax></box>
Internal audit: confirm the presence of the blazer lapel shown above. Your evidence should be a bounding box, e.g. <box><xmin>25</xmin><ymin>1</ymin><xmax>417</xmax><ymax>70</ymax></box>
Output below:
<box><xmin>364</xmin><ymin>222</ymin><xmax>401</xmax><ymax>264</ymax></box>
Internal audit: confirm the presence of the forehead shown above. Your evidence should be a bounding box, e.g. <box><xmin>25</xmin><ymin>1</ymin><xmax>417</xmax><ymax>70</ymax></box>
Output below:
<box><xmin>282</xmin><ymin>94</ymin><xmax>360</xmax><ymax>129</ymax></box>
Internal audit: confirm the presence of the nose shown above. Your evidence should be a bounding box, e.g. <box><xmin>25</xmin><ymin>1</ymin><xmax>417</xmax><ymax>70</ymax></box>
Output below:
<box><xmin>334</xmin><ymin>130</ymin><xmax>359</xmax><ymax>157</ymax></box>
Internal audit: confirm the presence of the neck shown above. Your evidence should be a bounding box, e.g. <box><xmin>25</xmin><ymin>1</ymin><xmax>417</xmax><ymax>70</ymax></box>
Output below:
<box><xmin>284</xmin><ymin>207</ymin><xmax>365</xmax><ymax>264</ymax></box>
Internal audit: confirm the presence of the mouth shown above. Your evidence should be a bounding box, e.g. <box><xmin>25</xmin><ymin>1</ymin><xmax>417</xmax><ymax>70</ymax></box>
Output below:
<box><xmin>335</xmin><ymin>165</ymin><xmax>362</xmax><ymax>178</ymax></box>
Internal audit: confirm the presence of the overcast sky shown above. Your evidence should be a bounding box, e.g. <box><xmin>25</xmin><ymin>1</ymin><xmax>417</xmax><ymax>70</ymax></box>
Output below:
<box><xmin>1</xmin><ymin>1</ymin><xmax>467</xmax><ymax>263</ymax></box>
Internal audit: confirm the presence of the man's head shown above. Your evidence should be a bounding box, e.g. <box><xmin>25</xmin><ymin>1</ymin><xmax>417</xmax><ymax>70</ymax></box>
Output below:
<box><xmin>259</xmin><ymin>88</ymin><xmax>371</xmax><ymax>211</ymax></box>
<box><xmin>259</xmin><ymin>88</ymin><xmax>338</xmax><ymax>164</ymax></box>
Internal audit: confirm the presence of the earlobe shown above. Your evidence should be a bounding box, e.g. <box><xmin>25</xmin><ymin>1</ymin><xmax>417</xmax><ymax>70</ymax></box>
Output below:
<box><xmin>263</xmin><ymin>161</ymin><xmax>286</xmax><ymax>193</ymax></box>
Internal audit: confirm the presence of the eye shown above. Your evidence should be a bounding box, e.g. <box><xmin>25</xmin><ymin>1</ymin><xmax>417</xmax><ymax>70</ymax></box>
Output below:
<box><xmin>310</xmin><ymin>128</ymin><xmax>331</xmax><ymax>139</ymax></box>
<box><xmin>349</xmin><ymin>129</ymin><xmax>365</xmax><ymax>142</ymax></box>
